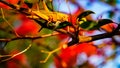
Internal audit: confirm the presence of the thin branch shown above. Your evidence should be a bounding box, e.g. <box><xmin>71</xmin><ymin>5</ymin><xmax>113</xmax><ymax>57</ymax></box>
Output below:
<box><xmin>40</xmin><ymin>39</ymin><xmax>68</xmax><ymax>63</ymax></box>
<box><xmin>0</xmin><ymin>0</ymin><xmax>29</xmax><ymax>15</ymax></box>
<box><xmin>0</xmin><ymin>41</ymin><xmax>32</xmax><ymax>63</ymax></box>
<box><xmin>0</xmin><ymin>0</ymin><xmax>16</xmax><ymax>9</ymax></box>
<box><xmin>0</xmin><ymin>8</ymin><xmax>19</xmax><ymax>37</ymax></box>
<box><xmin>91</xmin><ymin>25</ymin><xmax>120</xmax><ymax>41</ymax></box>
<box><xmin>0</xmin><ymin>32</ymin><xmax>60</xmax><ymax>42</ymax></box>
<box><xmin>68</xmin><ymin>24</ymin><xmax>120</xmax><ymax>46</ymax></box>
<box><xmin>40</xmin><ymin>47</ymin><xmax>61</xmax><ymax>63</ymax></box>
<box><xmin>0</xmin><ymin>55</ymin><xmax>11</xmax><ymax>57</ymax></box>
<box><xmin>79</xmin><ymin>24</ymin><xmax>120</xmax><ymax>43</ymax></box>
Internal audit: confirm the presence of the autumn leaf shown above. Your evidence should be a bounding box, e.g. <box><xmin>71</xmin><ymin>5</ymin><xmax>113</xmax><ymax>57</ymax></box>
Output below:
<box><xmin>15</xmin><ymin>14</ymin><xmax>40</xmax><ymax>36</ymax></box>
<box><xmin>54</xmin><ymin>43</ymin><xmax>97</xmax><ymax>68</ymax></box>
<box><xmin>101</xmin><ymin>23</ymin><xmax>117</xmax><ymax>32</ymax></box>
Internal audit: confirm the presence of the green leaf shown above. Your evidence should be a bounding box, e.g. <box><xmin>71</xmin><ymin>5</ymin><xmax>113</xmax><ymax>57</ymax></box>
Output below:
<box><xmin>79</xmin><ymin>20</ymin><xmax>98</xmax><ymax>30</ymax></box>
<box><xmin>77</xmin><ymin>10</ymin><xmax>95</xmax><ymax>21</ymax></box>
<box><xmin>79</xmin><ymin>19</ymin><xmax>114</xmax><ymax>30</ymax></box>
<box><xmin>24</xmin><ymin>2</ymin><xmax>33</xmax><ymax>8</ymax></box>
<box><xmin>105</xmin><ymin>0</ymin><xmax>116</xmax><ymax>6</ymax></box>
<box><xmin>97</xmin><ymin>19</ymin><xmax>114</xmax><ymax>27</ymax></box>
<box><xmin>55</xmin><ymin>21</ymin><xmax>72</xmax><ymax>29</ymax></box>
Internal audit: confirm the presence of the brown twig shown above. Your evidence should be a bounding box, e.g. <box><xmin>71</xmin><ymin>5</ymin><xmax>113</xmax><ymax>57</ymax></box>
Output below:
<box><xmin>0</xmin><ymin>32</ymin><xmax>60</xmax><ymax>42</ymax></box>
<box><xmin>68</xmin><ymin>24</ymin><xmax>120</xmax><ymax>45</ymax></box>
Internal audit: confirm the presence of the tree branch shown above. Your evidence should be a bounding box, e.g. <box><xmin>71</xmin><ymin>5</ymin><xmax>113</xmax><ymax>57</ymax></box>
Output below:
<box><xmin>91</xmin><ymin>24</ymin><xmax>120</xmax><ymax>41</ymax></box>
<box><xmin>0</xmin><ymin>32</ymin><xmax>59</xmax><ymax>42</ymax></box>
<box><xmin>68</xmin><ymin>24</ymin><xmax>120</xmax><ymax>46</ymax></box>
<box><xmin>0</xmin><ymin>0</ymin><xmax>29</xmax><ymax>15</ymax></box>
<box><xmin>79</xmin><ymin>24</ymin><xmax>120</xmax><ymax>43</ymax></box>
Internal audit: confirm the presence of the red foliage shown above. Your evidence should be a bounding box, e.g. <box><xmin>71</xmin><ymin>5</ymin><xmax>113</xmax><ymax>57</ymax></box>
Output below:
<box><xmin>54</xmin><ymin>43</ymin><xmax>97</xmax><ymax>68</ymax></box>
<box><xmin>15</xmin><ymin>14</ymin><xmax>40</xmax><ymax>36</ymax></box>
<box><xmin>0</xmin><ymin>0</ymin><xmax>19</xmax><ymax>9</ymax></box>
<box><xmin>6</xmin><ymin>0</ymin><xmax>19</xmax><ymax>4</ymax></box>
<box><xmin>68</xmin><ymin>15</ymin><xmax>77</xmax><ymax>25</ymax></box>
<box><xmin>68</xmin><ymin>7</ymin><xmax>82</xmax><ymax>25</ymax></box>
<box><xmin>6</xmin><ymin>50</ymin><xmax>29</xmax><ymax>68</ymax></box>
<box><xmin>57</xmin><ymin>34</ymin><xmax>68</xmax><ymax>40</ymax></box>
<box><xmin>0</xmin><ymin>2</ymin><xmax>10</xmax><ymax>9</ymax></box>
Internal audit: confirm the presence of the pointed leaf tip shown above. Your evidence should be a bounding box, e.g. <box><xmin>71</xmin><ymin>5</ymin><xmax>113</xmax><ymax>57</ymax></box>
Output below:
<box><xmin>98</xmin><ymin>19</ymin><xmax>114</xmax><ymax>26</ymax></box>
<box><xmin>77</xmin><ymin>10</ymin><xmax>95</xmax><ymax>21</ymax></box>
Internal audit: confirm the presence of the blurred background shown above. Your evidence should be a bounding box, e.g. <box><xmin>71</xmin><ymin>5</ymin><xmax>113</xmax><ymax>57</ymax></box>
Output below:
<box><xmin>0</xmin><ymin>0</ymin><xmax>120</xmax><ymax>68</ymax></box>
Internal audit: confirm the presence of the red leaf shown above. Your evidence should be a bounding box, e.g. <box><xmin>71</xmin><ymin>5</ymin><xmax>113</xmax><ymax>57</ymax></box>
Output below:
<box><xmin>68</xmin><ymin>7</ymin><xmax>84</xmax><ymax>25</ymax></box>
<box><xmin>0</xmin><ymin>2</ymin><xmax>10</xmax><ymax>9</ymax></box>
<box><xmin>0</xmin><ymin>0</ymin><xmax>19</xmax><ymax>9</ymax></box>
<box><xmin>15</xmin><ymin>14</ymin><xmax>40</xmax><ymax>36</ymax></box>
<box><xmin>7</xmin><ymin>0</ymin><xmax>19</xmax><ymax>4</ymax></box>
<box><xmin>54</xmin><ymin>43</ymin><xmax>97</xmax><ymax>68</ymax></box>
